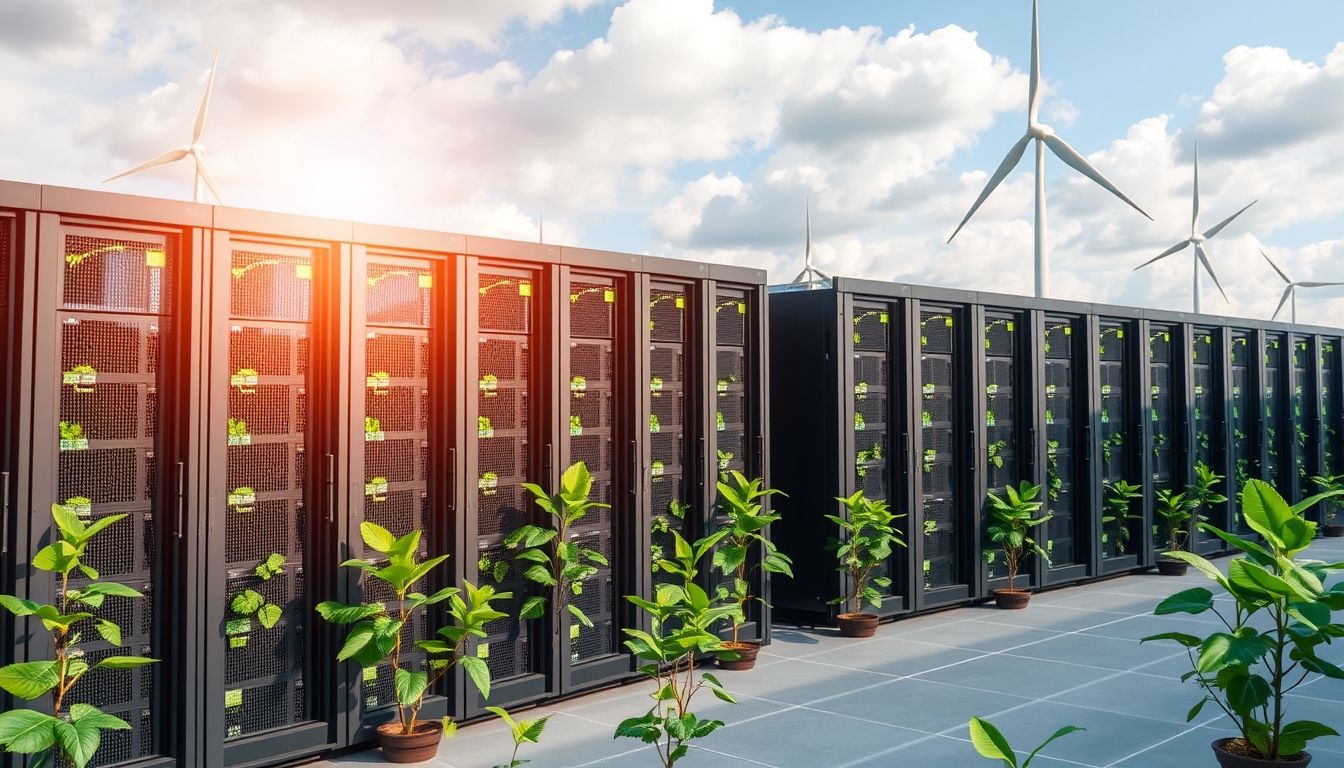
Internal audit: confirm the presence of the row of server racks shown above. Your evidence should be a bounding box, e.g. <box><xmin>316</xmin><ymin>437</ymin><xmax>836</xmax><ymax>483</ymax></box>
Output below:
<box><xmin>0</xmin><ymin>181</ymin><xmax>769</xmax><ymax>768</ymax></box>
<box><xmin>769</xmin><ymin>279</ymin><xmax>1344</xmax><ymax>624</ymax></box>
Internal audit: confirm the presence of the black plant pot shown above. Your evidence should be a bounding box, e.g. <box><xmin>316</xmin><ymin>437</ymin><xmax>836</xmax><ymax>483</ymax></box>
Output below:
<box><xmin>1211</xmin><ymin>737</ymin><xmax>1311</xmax><ymax>767</ymax></box>
<box><xmin>1156</xmin><ymin>558</ymin><xmax>1188</xmax><ymax>576</ymax></box>
<box><xmin>1322</xmin><ymin>524</ymin><xmax>1344</xmax><ymax>538</ymax></box>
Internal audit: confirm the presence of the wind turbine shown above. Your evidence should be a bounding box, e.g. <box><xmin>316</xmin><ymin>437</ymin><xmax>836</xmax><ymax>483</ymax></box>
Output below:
<box><xmin>105</xmin><ymin>52</ymin><xmax>224</xmax><ymax>204</ymax></box>
<box><xmin>790</xmin><ymin>199</ymin><xmax>831</xmax><ymax>289</ymax></box>
<box><xmin>947</xmin><ymin>0</ymin><xmax>1150</xmax><ymax>298</ymax></box>
<box><xmin>1133</xmin><ymin>144</ymin><xmax>1255</xmax><ymax>313</ymax></box>
<box><xmin>1263</xmin><ymin>251</ymin><xmax>1344</xmax><ymax>324</ymax></box>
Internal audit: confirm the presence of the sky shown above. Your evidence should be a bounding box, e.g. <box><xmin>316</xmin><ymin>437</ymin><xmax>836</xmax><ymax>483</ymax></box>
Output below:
<box><xmin>2</xmin><ymin>0</ymin><xmax>1344</xmax><ymax>325</ymax></box>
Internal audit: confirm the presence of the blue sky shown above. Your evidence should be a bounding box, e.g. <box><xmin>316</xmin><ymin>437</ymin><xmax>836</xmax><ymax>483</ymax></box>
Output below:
<box><xmin>2</xmin><ymin>0</ymin><xmax>1343</xmax><ymax>323</ymax></box>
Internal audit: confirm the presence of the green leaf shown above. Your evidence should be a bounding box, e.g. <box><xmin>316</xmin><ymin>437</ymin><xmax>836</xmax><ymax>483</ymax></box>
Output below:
<box><xmin>518</xmin><ymin>717</ymin><xmax>547</xmax><ymax>744</ymax></box>
<box><xmin>95</xmin><ymin>619</ymin><xmax>122</xmax><ymax>647</ymax></box>
<box><xmin>68</xmin><ymin>705</ymin><xmax>128</xmax><ymax>730</ymax></box>
<box><xmin>0</xmin><ymin>709</ymin><xmax>60</xmax><ymax>753</ymax></box>
<box><xmin>519</xmin><ymin>596</ymin><xmax>547</xmax><ymax>620</ymax></box>
<box><xmin>31</xmin><ymin>541</ymin><xmax>80</xmax><ymax>574</ymax></box>
<box><xmin>1225</xmin><ymin>671</ymin><xmax>1272</xmax><ymax>714</ymax></box>
<box><xmin>230</xmin><ymin>590</ymin><xmax>265</xmax><ymax>616</ymax></box>
<box><xmin>1153</xmin><ymin>587</ymin><xmax>1214</xmax><ymax>615</ymax></box>
<box><xmin>315</xmin><ymin>601</ymin><xmax>382</xmax><ymax>624</ymax></box>
<box><xmin>1140</xmin><ymin>632</ymin><xmax>1203</xmax><ymax>648</ymax></box>
<box><xmin>257</xmin><ymin>604</ymin><xmax>282</xmax><ymax>630</ymax></box>
<box><xmin>0</xmin><ymin>595</ymin><xmax>43</xmax><ymax>616</ymax></box>
<box><xmin>360</xmin><ymin>522</ymin><xmax>396</xmax><ymax>553</ymax></box>
<box><xmin>968</xmin><ymin>717</ymin><xmax>1017</xmax><ymax>768</ymax></box>
<box><xmin>93</xmin><ymin>656</ymin><xmax>158</xmax><ymax>669</ymax></box>
<box><xmin>461</xmin><ymin>655</ymin><xmax>491</xmax><ymax>699</ymax></box>
<box><xmin>0</xmin><ymin>661</ymin><xmax>60</xmax><ymax>699</ymax></box>
<box><xmin>394</xmin><ymin>669</ymin><xmax>429</xmax><ymax>707</ymax></box>
<box><xmin>1279</xmin><ymin>720</ymin><xmax>1339</xmax><ymax>755</ymax></box>
<box><xmin>55</xmin><ymin>712</ymin><xmax>105</xmax><ymax>768</ymax></box>
<box><xmin>336</xmin><ymin>620</ymin><xmax>376</xmax><ymax>662</ymax></box>
<box><xmin>1024</xmin><ymin>726</ymin><xmax>1085</xmax><ymax>766</ymax></box>
<box><xmin>568</xmin><ymin>604</ymin><xmax>593</xmax><ymax>628</ymax></box>
<box><xmin>1186</xmin><ymin>697</ymin><xmax>1209</xmax><ymax>722</ymax></box>
<box><xmin>1197</xmin><ymin>633</ymin><xmax>1267</xmax><ymax>673</ymax></box>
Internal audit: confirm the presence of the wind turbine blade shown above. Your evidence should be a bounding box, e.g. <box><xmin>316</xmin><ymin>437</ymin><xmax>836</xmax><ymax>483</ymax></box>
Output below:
<box><xmin>1028</xmin><ymin>0</ymin><xmax>1042</xmax><ymax>125</ymax></box>
<box><xmin>195</xmin><ymin>156</ymin><xmax>224</xmax><ymax>204</ymax></box>
<box><xmin>1261</xmin><ymin>250</ymin><xmax>1291</xmax><ymax>284</ymax></box>
<box><xmin>1194</xmin><ymin>242</ymin><xmax>1229</xmax><ymax>303</ymax></box>
<box><xmin>1191</xmin><ymin>143</ymin><xmax>1200</xmax><ymax>233</ymax></box>
<box><xmin>1272</xmin><ymin>285</ymin><xmax>1293</xmax><ymax>321</ymax></box>
<box><xmin>947</xmin><ymin>133</ymin><xmax>1032</xmax><ymax>243</ymax></box>
<box><xmin>194</xmin><ymin>51</ymin><xmax>220</xmax><ymax>144</ymax></box>
<box><xmin>805</xmin><ymin>198</ymin><xmax>812</xmax><ymax>264</ymax></box>
<box><xmin>1135</xmin><ymin>240</ymin><xmax>1191</xmax><ymax>270</ymax></box>
<box><xmin>103</xmin><ymin>148</ymin><xmax>190</xmax><ymax>183</ymax></box>
<box><xmin>1202</xmin><ymin>200</ymin><xmax>1256</xmax><ymax>240</ymax></box>
<box><xmin>1297</xmin><ymin>281</ymin><xmax>1344</xmax><ymax>288</ymax></box>
<box><xmin>1042</xmin><ymin>134</ymin><xmax>1152</xmax><ymax>220</ymax></box>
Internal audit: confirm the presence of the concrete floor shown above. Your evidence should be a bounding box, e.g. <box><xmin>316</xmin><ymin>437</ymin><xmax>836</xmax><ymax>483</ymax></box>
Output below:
<box><xmin>325</xmin><ymin>537</ymin><xmax>1344</xmax><ymax>767</ymax></box>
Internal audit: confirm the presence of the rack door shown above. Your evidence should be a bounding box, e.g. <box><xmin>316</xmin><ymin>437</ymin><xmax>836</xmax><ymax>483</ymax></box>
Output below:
<box><xmin>982</xmin><ymin>312</ymin><xmax>1024</xmax><ymax>588</ymax></box>
<box><xmin>1042</xmin><ymin>317</ymin><xmax>1085</xmax><ymax>582</ymax></box>
<box><xmin>1098</xmin><ymin>321</ymin><xmax>1139</xmax><ymax>570</ymax></box>
<box><xmin>209</xmin><ymin>236</ymin><xmax>345</xmax><ymax>766</ymax></box>
<box><xmin>917</xmin><ymin>306</ymin><xmax>967</xmax><ymax>607</ymax></box>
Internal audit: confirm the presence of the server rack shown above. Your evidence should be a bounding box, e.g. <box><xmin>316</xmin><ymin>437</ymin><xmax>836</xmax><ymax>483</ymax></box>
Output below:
<box><xmin>769</xmin><ymin>279</ymin><xmax>1343</xmax><ymax>627</ymax></box>
<box><xmin>0</xmin><ymin>180</ymin><xmax>768</xmax><ymax>768</ymax></box>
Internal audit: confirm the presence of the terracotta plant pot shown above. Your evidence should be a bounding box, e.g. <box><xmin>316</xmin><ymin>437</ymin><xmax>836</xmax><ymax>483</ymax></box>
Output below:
<box><xmin>1156</xmin><ymin>558</ymin><xmax>1188</xmax><ymax>576</ymax></box>
<box><xmin>717</xmin><ymin>641</ymin><xmax>761</xmax><ymax>671</ymax></box>
<box><xmin>837</xmin><ymin>613</ymin><xmax>879</xmax><ymax>638</ymax></box>
<box><xmin>993</xmin><ymin>589</ymin><xmax>1031</xmax><ymax>610</ymax></box>
<box><xmin>1322</xmin><ymin>524</ymin><xmax>1344</xmax><ymax>538</ymax></box>
<box><xmin>377</xmin><ymin>720</ymin><xmax>443</xmax><ymax>763</ymax></box>
<box><xmin>1212</xmin><ymin>737</ymin><xmax>1311</xmax><ymax>767</ymax></box>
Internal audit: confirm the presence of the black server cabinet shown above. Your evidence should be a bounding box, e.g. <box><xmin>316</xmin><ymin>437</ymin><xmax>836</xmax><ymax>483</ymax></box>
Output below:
<box><xmin>1324</xmin><ymin>339</ymin><xmax>1342</xmax><ymax>480</ymax></box>
<box><xmin>1263</xmin><ymin>333</ymin><xmax>1290</xmax><ymax>494</ymax></box>
<box><xmin>1098</xmin><ymin>319</ymin><xmax>1141</xmax><ymax>572</ymax></box>
<box><xmin>1291</xmin><ymin>337</ymin><xmax>1313</xmax><ymax>506</ymax></box>
<box><xmin>647</xmin><ymin>279</ymin><xmax>696</xmax><ymax>598</ymax></box>
<box><xmin>1190</xmin><ymin>328</ymin><xmax>1224</xmax><ymax>553</ymax></box>
<box><xmin>29</xmin><ymin>215</ymin><xmax>200</xmax><ymax>768</ymax></box>
<box><xmin>1230</xmin><ymin>331</ymin><xmax>1256</xmax><ymax>536</ymax></box>
<box><xmin>1146</xmin><ymin>323</ymin><xmax>1178</xmax><ymax>564</ymax></box>
<box><xmin>206</xmin><ymin>232</ymin><xmax>348</xmax><ymax>767</ymax></box>
<box><xmin>1041</xmin><ymin>316</ymin><xmax>1088</xmax><ymax>584</ymax></box>
<box><xmin>347</xmin><ymin>249</ymin><xmax>453</xmax><ymax>739</ymax></box>
<box><xmin>981</xmin><ymin>309</ymin><xmax>1027</xmax><ymax>592</ymax></box>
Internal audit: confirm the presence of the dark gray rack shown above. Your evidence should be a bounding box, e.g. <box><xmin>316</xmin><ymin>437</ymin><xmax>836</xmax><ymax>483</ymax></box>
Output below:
<box><xmin>0</xmin><ymin>179</ymin><xmax>769</xmax><ymax>768</ymax></box>
<box><xmin>768</xmin><ymin>278</ymin><xmax>1344</xmax><ymax>625</ymax></box>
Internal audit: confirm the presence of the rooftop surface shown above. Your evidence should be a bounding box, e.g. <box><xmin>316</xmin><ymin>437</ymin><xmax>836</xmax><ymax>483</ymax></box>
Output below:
<box><xmin>325</xmin><ymin>537</ymin><xmax>1344</xmax><ymax>768</ymax></box>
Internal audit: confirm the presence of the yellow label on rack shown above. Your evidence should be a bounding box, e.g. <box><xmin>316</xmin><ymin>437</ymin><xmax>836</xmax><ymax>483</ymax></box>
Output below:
<box><xmin>419</xmin><ymin>274</ymin><xmax>433</xmax><ymax>289</ymax></box>
<box><xmin>879</xmin><ymin>313</ymin><xmax>888</xmax><ymax>324</ymax></box>
<box><xmin>571</xmin><ymin>624</ymin><xmax>580</xmax><ymax>640</ymax></box>
<box><xmin>146</xmin><ymin>249</ymin><xmax>166</xmax><ymax>268</ymax></box>
<box><xmin>363</xmin><ymin>667</ymin><xmax>378</xmax><ymax>682</ymax></box>
<box><xmin>675</xmin><ymin>297</ymin><xmax>685</xmax><ymax>308</ymax></box>
<box><xmin>519</xmin><ymin>282</ymin><xmax>532</xmax><ymax>297</ymax></box>
<box><xmin>737</xmin><ymin>302</ymin><xmax>746</xmax><ymax>314</ymax></box>
<box><xmin>604</xmin><ymin>289</ymin><xmax>615</xmax><ymax>303</ymax></box>
<box><xmin>295</xmin><ymin>264</ymin><xmax>312</xmax><ymax>280</ymax></box>
<box><xmin>477</xmin><ymin>643</ymin><xmax>489</xmax><ymax>659</ymax></box>
<box><xmin>225</xmin><ymin>689</ymin><xmax>243</xmax><ymax>708</ymax></box>
<box><xmin>1064</xmin><ymin>327</ymin><xmax>1072</xmax><ymax>335</ymax></box>
<box><xmin>1006</xmin><ymin>321</ymin><xmax>1014</xmax><ymax>332</ymax></box>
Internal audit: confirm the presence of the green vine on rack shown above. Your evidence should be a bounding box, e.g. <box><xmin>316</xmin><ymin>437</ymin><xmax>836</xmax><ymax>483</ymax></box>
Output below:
<box><xmin>255</xmin><ymin>554</ymin><xmax>286</xmax><ymax>580</ymax></box>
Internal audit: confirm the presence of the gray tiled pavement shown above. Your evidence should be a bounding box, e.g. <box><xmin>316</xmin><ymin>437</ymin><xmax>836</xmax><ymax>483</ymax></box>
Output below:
<box><xmin>323</xmin><ymin>537</ymin><xmax>1344</xmax><ymax>767</ymax></box>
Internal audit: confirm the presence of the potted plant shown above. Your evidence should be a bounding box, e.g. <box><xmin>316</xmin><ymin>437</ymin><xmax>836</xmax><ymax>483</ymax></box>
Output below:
<box><xmin>712</xmin><ymin>471</ymin><xmax>790</xmax><ymax>670</ymax></box>
<box><xmin>0</xmin><ymin>505</ymin><xmax>159</xmax><ymax>768</ymax></box>
<box><xmin>617</xmin><ymin>529</ymin><xmax>739</xmax><ymax>767</ymax></box>
<box><xmin>1310</xmin><ymin>472</ymin><xmax>1344</xmax><ymax>536</ymax></box>
<box><xmin>969</xmin><ymin>717</ymin><xmax>1083</xmax><ymax>767</ymax></box>
<box><xmin>505</xmin><ymin>461</ymin><xmax>610</xmax><ymax>659</ymax></box>
<box><xmin>1141</xmin><ymin>479</ymin><xmax>1344</xmax><ymax>766</ymax></box>
<box><xmin>1102</xmin><ymin>480</ymin><xmax>1143</xmax><ymax>557</ymax></box>
<box><xmin>485</xmin><ymin>706</ymin><xmax>548</xmax><ymax>768</ymax></box>
<box><xmin>1154</xmin><ymin>489</ymin><xmax>1195</xmax><ymax>576</ymax></box>
<box><xmin>985</xmin><ymin>481</ymin><xmax>1052</xmax><ymax>609</ymax></box>
<box><xmin>1188</xmin><ymin>461</ymin><xmax>1229</xmax><ymax>527</ymax></box>
<box><xmin>317</xmin><ymin>522</ymin><xmax>509</xmax><ymax>763</ymax></box>
<box><xmin>824</xmin><ymin>491</ymin><xmax>905</xmax><ymax>637</ymax></box>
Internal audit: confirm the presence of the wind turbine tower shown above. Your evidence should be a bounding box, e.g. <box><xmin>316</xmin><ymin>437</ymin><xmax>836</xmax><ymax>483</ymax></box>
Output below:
<box><xmin>947</xmin><ymin>0</ymin><xmax>1150</xmax><ymax>298</ymax></box>
<box><xmin>1263</xmin><ymin>251</ymin><xmax>1344</xmax><ymax>324</ymax></box>
<box><xmin>1134</xmin><ymin>144</ymin><xmax>1255</xmax><ymax>313</ymax></box>
<box><xmin>105</xmin><ymin>52</ymin><xmax>224</xmax><ymax>204</ymax></box>
<box><xmin>789</xmin><ymin>199</ymin><xmax>831</xmax><ymax>289</ymax></box>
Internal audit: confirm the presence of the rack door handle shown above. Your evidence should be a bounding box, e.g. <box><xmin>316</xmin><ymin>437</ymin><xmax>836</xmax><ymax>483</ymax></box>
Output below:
<box><xmin>1</xmin><ymin>471</ymin><xmax>8</xmax><ymax>556</ymax></box>
<box><xmin>175</xmin><ymin>462</ymin><xmax>185</xmax><ymax>539</ymax></box>
<box><xmin>698</xmin><ymin>437</ymin><xmax>705</xmax><ymax>487</ymax></box>
<box><xmin>325</xmin><ymin>453</ymin><xmax>336</xmax><ymax>523</ymax></box>
<box><xmin>901</xmin><ymin>432</ymin><xmax>909</xmax><ymax>477</ymax></box>
<box><xmin>630</xmin><ymin>440</ymin><xmax>637</xmax><ymax>496</ymax></box>
<box><xmin>447</xmin><ymin>447</ymin><xmax>456</xmax><ymax>511</ymax></box>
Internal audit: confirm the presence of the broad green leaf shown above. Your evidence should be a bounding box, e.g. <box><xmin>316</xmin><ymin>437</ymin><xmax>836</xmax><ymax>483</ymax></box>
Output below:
<box><xmin>258</xmin><ymin>604</ymin><xmax>282</xmax><ymax>629</ymax></box>
<box><xmin>0</xmin><ymin>661</ymin><xmax>60</xmax><ymax>699</ymax></box>
<box><xmin>360</xmin><ymin>522</ymin><xmax>396</xmax><ymax>553</ymax></box>
<box><xmin>1240</xmin><ymin>480</ymin><xmax>1291</xmax><ymax>547</ymax></box>
<box><xmin>230</xmin><ymin>590</ymin><xmax>265</xmax><ymax>616</ymax></box>
<box><xmin>1140</xmin><ymin>632</ymin><xmax>1203</xmax><ymax>648</ymax></box>
<box><xmin>32</xmin><ymin>541</ymin><xmax>80</xmax><ymax>574</ymax></box>
<box><xmin>1024</xmin><ymin>726</ymin><xmax>1085</xmax><ymax>766</ymax></box>
<box><xmin>336</xmin><ymin>620</ymin><xmax>376</xmax><ymax>661</ymax></box>
<box><xmin>316</xmin><ymin>602</ymin><xmax>382</xmax><ymax>624</ymax></box>
<box><xmin>68</xmin><ymin>705</ymin><xmax>129</xmax><ymax>730</ymax></box>
<box><xmin>0</xmin><ymin>709</ymin><xmax>60</xmax><ymax>752</ymax></box>
<box><xmin>95</xmin><ymin>619</ymin><xmax>122</xmax><ymax>647</ymax></box>
<box><xmin>1154</xmin><ymin>587</ymin><xmax>1215</xmax><ymax>615</ymax></box>
<box><xmin>55</xmin><ymin>714</ymin><xmax>103</xmax><ymax>768</ymax></box>
<box><xmin>93</xmin><ymin>656</ymin><xmax>158</xmax><ymax>669</ymax></box>
<box><xmin>568</xmin><ymin>604</ymin><xmax>594</xmax><ymax>628</ymax></box>
<box><xmin>394</xmin><ymin>669</ymin><xmax>429</xmax><ymax>707</ymax></box>
<box><xmin>1279</xmin><ymin>720</ymin><xmax>1339</xmax><ymax>755</ymax></box>
<box><xmin>518</xmin><ymin>717</ymin><xmax>547</xmax><ymax>744</ymax></box>
<box><xmin>968</xmin><ymin>717</ymin><xmax>1017</xmax><ymax>767</ymax></box>
<box><xmin>461</xmin><ymin>655</ymin><xmax>491</xmax><ymax>699</ymax></box>
<box><xmin>0</xmin><ymin>595</ymin><xmax>43</xmax><ymax>616</ymax></box>
<box><xmin>519</xmin><ymin>596</ymin><xmax>547</xmax><ymax>619</ymax></box>
<box><xmin>1225</xmin><ymin>671</ymin><xmax>1272</xmax><ymax>714</ymax></box>
<box><xmin>1198</xmin><ymin>633</ymin><xmax>1267</xmax><ymax>673</ymax></box>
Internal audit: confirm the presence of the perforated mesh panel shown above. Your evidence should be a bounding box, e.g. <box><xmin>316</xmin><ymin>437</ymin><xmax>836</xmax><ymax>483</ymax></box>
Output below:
<box><xmin>1325</xmin><ymin>341</ymin><xmax>1340</xmax><ymax>475</ymax></box>
<box><xmin>715</xmin><ymin>289</ymin><xmax>749</xmax><ymax>481</ymax></box>
<box><xmin>1265</xmin><ymin>335</ymin><xmax>1286</xmax><ymax>490</ymax></box>
<box><xmin>1099</xmin><ymin>323</ymin><xmax>1133</xmax><ymax>558</ymax></box>
<box><xmin>1230</xmin><ymin>334</ymin><xmax>1253</xmax><ymax>534</ymax></box>
<box><xmin>1293</xmin><ymin>340</ymin><xmax>1310</xmax><ymax>500</ymax></box>
<box><xmin>58</xmin><ymin>230</ymin><xmax>169</xmax><ymax>766</ymax></box>
<box><xmin>1192</xmin><ymin>331</ymin><xmax>1217</xmax><ymax>470</ymax></box>
<box><xmin>1044</xmin><ymin>320</ymin><xmax>1076</xmax><ymax>568</ymax></box>
<box><xmin>224</xmin><ymin>247</ymin><xmax>314</xmax><ymax>739</ymax></box>
<box><xmin>920</xmin><ymin>309</ymin><xmax>958</xmax><ymax>590</ymax></box>
<box><xmin>983</xmin><ymin>315</ymin><xmax>1018</xmax><ymax>579</ymax></box>
<box><xmin>476</xmin><ymin>272</ymin><xmax>535</xmax><ymax>680</ymax></box>
<box><xmin>850</xmin><ymin>304</ymin><xmax>893</xmax><ymax>590</ymax></box>
<box><xmin>650</xmin><ymin>287</ymin><xmax>690</xmax><ymax>590</ymax></box>
<box><xmin>564</xmin><ymin>277</ymin><xmax>618</xmax><ymax>663</ymax></box>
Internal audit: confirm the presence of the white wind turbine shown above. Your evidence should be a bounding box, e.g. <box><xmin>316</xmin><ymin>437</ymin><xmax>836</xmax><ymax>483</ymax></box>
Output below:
<box><xmin>1262</xmin><ymin>251</ymin><xmax>1344</xmax><ymax>324</ymax></box>
<box><xmin>1133</xmin><ymin>144</ymin><xmax>1255</xmax><ymax>313</ymax></box>
<box><xmin>947</xmin><ymin>0</ymin><xmax>1150</xmax><ymax>298</ymax></box>
<box><xmin>790</xmin><ymin>199</ymin><xmax>831</xmax><ymax>289</ymax></box>
<box><xmin>105</xmin><ymin>52</ymin><xmax>224</xmax><ymax>204</ymax></box>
